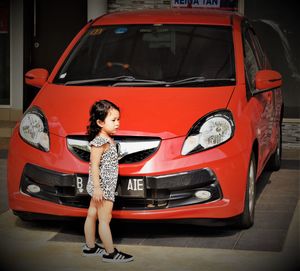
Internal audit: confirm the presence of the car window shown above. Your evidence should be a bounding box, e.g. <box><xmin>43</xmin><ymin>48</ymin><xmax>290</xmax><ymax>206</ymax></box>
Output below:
<box><xmin>243</xmin><ymin>30</ymin><xmax>259</xmax><ymax>91</ymax></box>
<box><xmin>54</xmin><ymin>24</ymin><xmax>236</xmax><ymax>86</ymax></box>
<box><xmin>247</xmin><ymin>28</ymin><xmax>266</xmax><ymax>69</ymax></box>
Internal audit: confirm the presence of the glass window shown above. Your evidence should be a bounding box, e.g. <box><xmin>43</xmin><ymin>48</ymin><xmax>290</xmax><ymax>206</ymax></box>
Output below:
<box><xmin>243</xmin><ymin>28</ymin><xmax>259</xmax><ymax>90</ymax></box>
<box><xmin>54</xmin><ymin>24</ymin><xmax>235</xmax><ymax>87</ymax></box>
<box><xmin>0</xmin><ymin>0</ymin><xmax>10</xmax><ymax>105</ymax></box>
<box><xmin>247</xmin><ymin>28</ymin><xmax>266</xmax><ymax>69</ymax></box>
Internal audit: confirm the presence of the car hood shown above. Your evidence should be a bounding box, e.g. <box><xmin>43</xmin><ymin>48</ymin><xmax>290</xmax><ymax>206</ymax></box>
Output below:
<box><xmin>33</xmin><ymin>84</ymin><xmax>235</xmax><ymax>139</ymax></box>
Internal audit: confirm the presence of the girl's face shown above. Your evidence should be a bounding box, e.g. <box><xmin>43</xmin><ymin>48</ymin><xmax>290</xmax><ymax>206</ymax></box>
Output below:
<box><xmin>97</xmin><ymin>108</ymin><xmax>120</xmax><ymax>136</ymax></box>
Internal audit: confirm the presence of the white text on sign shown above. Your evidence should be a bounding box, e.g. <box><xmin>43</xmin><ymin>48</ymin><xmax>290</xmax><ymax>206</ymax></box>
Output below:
<box><xmin>172</xmin><ymin>0</ymin><xmax>220</xmax><ymax>8</ymax></box>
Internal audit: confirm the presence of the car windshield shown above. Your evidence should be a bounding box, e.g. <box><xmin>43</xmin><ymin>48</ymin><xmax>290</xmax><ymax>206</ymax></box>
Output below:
<box><xmin>54</xmin><ymin>24</ymin><xmax>236</xmax><ymax>87</ymax></box>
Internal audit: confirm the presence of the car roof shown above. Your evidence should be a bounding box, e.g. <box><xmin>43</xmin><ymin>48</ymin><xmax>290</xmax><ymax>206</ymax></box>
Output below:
<box><xmin>92</xmin><ymin>8</ymin><xmax>242</xmax><ymax>26</ymax></box>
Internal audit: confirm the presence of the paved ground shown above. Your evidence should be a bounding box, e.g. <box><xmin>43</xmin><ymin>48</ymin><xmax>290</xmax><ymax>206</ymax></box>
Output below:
<box><xmin>0</xmin><ymin>146</ymin><xmax>299</xmax><ymax>271</ymax></box>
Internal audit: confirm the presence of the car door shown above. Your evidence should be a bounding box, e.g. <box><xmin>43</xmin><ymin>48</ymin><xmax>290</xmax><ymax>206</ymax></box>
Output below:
<box><xmin>243</xmin><ymin>23</ymin><xmax>274</xmax><ymax>169</ymax></box>
<box><xmin>249</xmin><ymin>27</ymin><xmax>282</xmax><ymax>153</ymax></box>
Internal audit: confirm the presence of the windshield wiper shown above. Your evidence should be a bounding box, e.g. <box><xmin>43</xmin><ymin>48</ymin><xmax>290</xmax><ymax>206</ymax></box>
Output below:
<box><xmin>166</xmin><ymin>77</ymin><xmax>236</xmax><ymax>86</ymax></box>
<box><xmin>111</xmin><ymin>77</ymin><xmax>166</xmax><ymax>86</ymax></box>
<box><xmin>65</xmin><ymin>75</ymin><xmax>135</xmax><ymax>86</ymax></box>
<box><xmin>64</xmin><ymin>75</ymin><xmax>235</xmax><ymax>87</ymax></box>
<box><xmin>113</xmin><ymin>76</ymin><xmax>236</xmax><ymax>87</ymax></box>
<box><xmin>64</xmin><ymin>76</ymin><xmax>166</xmax><ymax>86</ymax></box>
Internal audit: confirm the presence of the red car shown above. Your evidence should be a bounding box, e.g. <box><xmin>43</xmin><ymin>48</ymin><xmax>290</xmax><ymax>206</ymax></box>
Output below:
<box><xmin>8</xmin><ymin>9</ymin><xmax>283</xmax><ymax>228</ymax></box>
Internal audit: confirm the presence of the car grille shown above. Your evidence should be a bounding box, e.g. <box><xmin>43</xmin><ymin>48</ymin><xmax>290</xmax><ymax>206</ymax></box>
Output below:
<box><xmin>67</xmin><ymin>136</ymin><xmax>161</xmax><ymax>164</ymax></box>
<box><xmin>119</xmin><ymin>148</ymin><xmax>157</xmax><ymax>163</ymax></box>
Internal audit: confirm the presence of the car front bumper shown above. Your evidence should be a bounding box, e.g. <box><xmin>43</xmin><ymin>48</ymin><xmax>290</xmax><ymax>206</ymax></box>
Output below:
<box><xmin>8</xmin><ymin>129</ymin><xmax>251</xmax><ymax>220</ymax></box>
<box><xmin>20</xmin><ymin>163</ymin><xmax>222</xmax><ymax>209</ymax></box>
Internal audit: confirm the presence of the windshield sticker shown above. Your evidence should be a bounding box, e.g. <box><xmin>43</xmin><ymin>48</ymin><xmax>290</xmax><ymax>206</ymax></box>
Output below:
<box><xmin>115</xmin><ymin>27</ymin><xmax>128</xmax><ymax>34</ymax></box>
<box><xmin>59</xmin><ymin>73</ymin><xmax>67</xmax><ymax>79</ymax></box>
<box><xmin>90</xmin><ymin>28</ymin><xmax>103</xmax><ymax>36</ymax></box>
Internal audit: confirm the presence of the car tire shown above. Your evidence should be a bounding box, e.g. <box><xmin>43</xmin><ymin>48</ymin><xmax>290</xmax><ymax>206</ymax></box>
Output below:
<box><xmin>236</xmin><ymin>152</ymin><xmax>256</xmax><ymax>229</ymax></box>
<box><xmin>267</xmin><ymin>123</ymin><xmax>282</xmax><ymax>171</ymax></box>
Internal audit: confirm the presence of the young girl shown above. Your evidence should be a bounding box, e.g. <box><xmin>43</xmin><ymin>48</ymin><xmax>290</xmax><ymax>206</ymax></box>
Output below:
<box><xmin>82</xmin><ymin>99</ymin><xmax>133</xmax><ymax>263</ymax></box>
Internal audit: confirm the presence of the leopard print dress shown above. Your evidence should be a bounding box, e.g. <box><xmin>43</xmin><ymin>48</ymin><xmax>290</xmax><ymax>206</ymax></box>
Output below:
<box><xmin>86</xmin><ymin>135</ymin><xmax>118</xmax><ymax>202</ymax></box>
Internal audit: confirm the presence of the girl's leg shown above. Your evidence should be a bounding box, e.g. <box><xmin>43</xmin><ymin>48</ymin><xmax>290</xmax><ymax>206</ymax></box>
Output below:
<box><xmin>84</xmin><ymin>199</ymin><xmax>98</xmax><ymax>248</ymax></box>
<box><xmin>97</xmin><ymin>200</ymin><xmax>114</xmax><ymax>253</ymax></box>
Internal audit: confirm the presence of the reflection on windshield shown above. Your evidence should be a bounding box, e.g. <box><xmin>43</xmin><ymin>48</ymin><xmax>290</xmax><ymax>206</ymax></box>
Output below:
<box><xmin>54</xmin><ymin>24</ymin><xmax>236</xmax><ymax>87</ymax></box>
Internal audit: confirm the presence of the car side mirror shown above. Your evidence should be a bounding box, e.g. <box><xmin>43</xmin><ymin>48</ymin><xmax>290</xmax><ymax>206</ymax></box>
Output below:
<box><xmin>25</xmin><ymin>68</ymin><xmax>49</xmax><ymax>88</ymax></box>
<box><xmin>253</xmin><ymin>70</ymin><xmax>282</xmax><ymax>95</ymax></box>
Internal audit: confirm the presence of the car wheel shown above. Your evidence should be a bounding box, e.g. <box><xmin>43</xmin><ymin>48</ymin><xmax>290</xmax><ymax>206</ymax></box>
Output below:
<box><xmin>267</xmin><ymin>124</ymin><xmax>282</xmax><ymax>171</ymax></box>
<box><xmin>236</xmin><ymin>153</ymin><xmax>256</xmax><ymax>229</ymax></box>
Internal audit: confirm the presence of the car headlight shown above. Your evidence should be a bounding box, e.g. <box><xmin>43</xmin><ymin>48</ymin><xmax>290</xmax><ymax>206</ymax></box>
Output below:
<box><xmin>182</xmin><ymin>110</ymin><xmax>235</xmax><ymax>155</ymax></box>
<box><xmin>19</xmin><ymin>107</ymin><xmax>50</xmax><ymax>152</ymax></box>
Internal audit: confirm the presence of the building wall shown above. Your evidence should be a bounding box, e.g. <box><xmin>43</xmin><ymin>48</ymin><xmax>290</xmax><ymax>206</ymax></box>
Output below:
<box><xmin>108</xmin><ymin>0</ymin><xmax>170</xmax><ymax>12</ymax></box>
<box><xmin>10</xmin><ymin>0</ymin><xmax>23</xmax><ymax>117</ymax></box>
<box><xmin>0</xmin><ymin>0</ymin><xmax>23</xmax><ymax>122</ymax></box>
<box><xmin>0</xmin><ymin>0</ymin><xmax>10</xmax><ymax>106</ymax></box>
<box><xmin>88</xmin><ymin>0</ymin><xmax>107</xmax><ymax>20</ymax></box>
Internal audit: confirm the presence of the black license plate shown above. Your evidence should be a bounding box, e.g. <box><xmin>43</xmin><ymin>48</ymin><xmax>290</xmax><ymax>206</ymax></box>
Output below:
<box><xmin>75</xmin><ymin>175</ymin><xmax>145</xmax><ymax>198</ymax></box>
<box><xmin>75</xmin><ymin>175</ymin><xmax>88</xmax><ymax>196</ymax></box>
<box><xmin>117</xmin><ymin>177</ymin><xmax>145</xmax><ymax>198</ymax></box>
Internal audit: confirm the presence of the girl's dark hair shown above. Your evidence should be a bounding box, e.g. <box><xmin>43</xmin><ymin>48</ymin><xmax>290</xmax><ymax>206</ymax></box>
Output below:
<box><xmin>87</xmin><ymin>100</ymin><xmax>120</xmax><ymax>141</ymax></box>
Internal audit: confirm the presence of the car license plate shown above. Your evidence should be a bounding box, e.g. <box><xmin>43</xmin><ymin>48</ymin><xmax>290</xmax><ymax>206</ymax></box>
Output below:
<box><xmin>75</xmin><ymin>175</ymin><xmax>88</xmax><ymax>196</ymax></box>
<box><xmin>75</xmin><ymin>175</ymin><xmax>145</xmax><ymax>198</ymax></box>
<box><xmin>117</xmin><ymin>177</ymin><xmax>145</xmax><ymax>198</ymax></box>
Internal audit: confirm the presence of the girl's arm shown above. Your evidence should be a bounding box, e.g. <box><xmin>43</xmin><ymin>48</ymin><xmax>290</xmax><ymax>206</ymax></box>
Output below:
<box><xmin>90</xmin><ymin>143</ymin><xmax>108</xmax><ymax>202</ymax></box>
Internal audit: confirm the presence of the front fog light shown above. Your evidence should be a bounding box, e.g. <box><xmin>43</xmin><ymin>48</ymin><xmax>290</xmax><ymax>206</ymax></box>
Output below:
<box><xmin>195</xmin><ymin>190</ymin><xmax>211</xmax><ymax>201</ymax></box>
<box><xmin>27</xmin><ymin>184</ymin><xmax>41</xmax><ymax>194</ymax></box>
